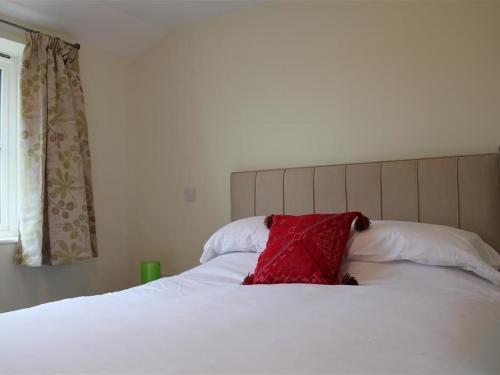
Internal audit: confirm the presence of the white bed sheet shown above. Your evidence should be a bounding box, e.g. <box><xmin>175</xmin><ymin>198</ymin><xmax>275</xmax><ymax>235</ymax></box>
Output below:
<box><xmin>0</xmin><ymin>253</ymin><xmax>499</xmax><ymax>374</ymax></box>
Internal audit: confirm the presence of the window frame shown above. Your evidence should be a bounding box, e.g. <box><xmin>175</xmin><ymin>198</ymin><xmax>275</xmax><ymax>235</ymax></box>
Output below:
<box><xmin>0</xmin><ymin>53</ymin><xmax>19</xmax><ymax>242</ymax></box>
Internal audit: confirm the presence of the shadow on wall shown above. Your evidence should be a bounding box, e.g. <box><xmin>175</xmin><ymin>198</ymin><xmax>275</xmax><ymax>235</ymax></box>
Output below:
<box><xmin>0</xmin><ymin>243</ymin><xmax>99</xmax><ymax>313</ymax></box>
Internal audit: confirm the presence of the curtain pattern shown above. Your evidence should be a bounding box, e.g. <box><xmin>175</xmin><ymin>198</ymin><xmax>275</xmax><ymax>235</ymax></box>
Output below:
<box><xmin>17</xmin><ymin>32</ymin><xmax>97</xmax><ymax>266</ymax></box>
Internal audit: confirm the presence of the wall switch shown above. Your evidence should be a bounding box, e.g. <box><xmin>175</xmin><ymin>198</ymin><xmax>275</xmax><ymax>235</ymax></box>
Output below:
<box><xmin>184</xmin><ymin>187</ymin><xmax>196</xmax><ymax>202</ymax></box>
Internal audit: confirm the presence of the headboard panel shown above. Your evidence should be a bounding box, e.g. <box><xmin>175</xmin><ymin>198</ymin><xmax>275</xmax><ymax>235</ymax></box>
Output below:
<box><xmin>231</xmin><ymin>153</ymin><xmax>500</xmax><ymax>252</ymax></box>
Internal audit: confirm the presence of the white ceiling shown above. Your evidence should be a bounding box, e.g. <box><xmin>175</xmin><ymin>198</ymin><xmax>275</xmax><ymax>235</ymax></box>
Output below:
<box><xmin>0</xmin><ymin>0</ymin><xmax>263</xmax><ymax>57</ymax></box>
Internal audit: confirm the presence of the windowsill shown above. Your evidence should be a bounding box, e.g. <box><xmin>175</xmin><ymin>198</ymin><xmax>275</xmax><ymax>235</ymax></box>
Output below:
<box><xmin>0</xmin><ymin>234</ymin><xmax>17</xmax><ymax>244</ymax></box>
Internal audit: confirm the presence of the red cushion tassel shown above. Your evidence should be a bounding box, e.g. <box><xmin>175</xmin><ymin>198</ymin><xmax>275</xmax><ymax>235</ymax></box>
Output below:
<box><xmin>341</xmin><ymin>273</ymin><xmax>359</xmax><ymax>285</ymax></box>
<box><xmin>264</xmin><ymin>215</ymin><xmax>274</xmax><ymax>229</ymax></box>
<box><xmin>354</xmin><ymin>213</ymin><xmax>370</xmax><ymax>231</ymax></box>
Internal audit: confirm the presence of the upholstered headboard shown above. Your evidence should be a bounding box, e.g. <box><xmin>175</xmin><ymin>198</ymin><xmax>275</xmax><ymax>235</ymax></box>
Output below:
<box><xmin>231</xmin><ymin>153</ymin><xmax>500</xmax><ymax>252</ymax></box>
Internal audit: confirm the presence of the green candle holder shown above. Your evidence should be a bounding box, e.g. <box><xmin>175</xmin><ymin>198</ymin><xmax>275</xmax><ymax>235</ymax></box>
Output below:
<box><xmin>141</xmin><ymin>261</ymin><xmax>161</xmax><ymax>284</ymax></box>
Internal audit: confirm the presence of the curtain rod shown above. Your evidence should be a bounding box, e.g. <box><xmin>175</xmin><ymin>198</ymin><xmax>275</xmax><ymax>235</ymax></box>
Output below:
<box><xmin>0</xmin><ymin>18</ymin><xmax>80</xmax><ymax>50</ymax></box>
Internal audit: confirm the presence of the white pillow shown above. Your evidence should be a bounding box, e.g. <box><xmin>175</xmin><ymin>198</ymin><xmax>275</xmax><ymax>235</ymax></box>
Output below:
<box><xmin>200</xmin><ymin>216</ymin><xmax>269</xmax><ymax>263</ymax></box>
<box><xmin>346</xmin><ymin>220</ymin><xmax>500</xmax><ymax>285</ymax></box>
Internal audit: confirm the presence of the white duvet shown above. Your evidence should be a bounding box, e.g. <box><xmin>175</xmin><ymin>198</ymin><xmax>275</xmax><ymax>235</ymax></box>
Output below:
<box><xmin>0</xmin><ymin>253</ymin><xmax>499</xmax><ymax>374</ymax></box>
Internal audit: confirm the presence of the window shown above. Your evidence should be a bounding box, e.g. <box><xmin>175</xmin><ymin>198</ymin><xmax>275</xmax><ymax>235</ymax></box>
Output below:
<box><xmin>0</xmin><ymin>38</ymin><xmax>22</xmax><ymax>241</ymax></box>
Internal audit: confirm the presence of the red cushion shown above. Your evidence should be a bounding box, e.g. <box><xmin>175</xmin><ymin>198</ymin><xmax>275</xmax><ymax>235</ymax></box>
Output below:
<box><xmin>243</xmin><ymin>212</ymin><xmax>367</xmax><ymax>285</ymax></box>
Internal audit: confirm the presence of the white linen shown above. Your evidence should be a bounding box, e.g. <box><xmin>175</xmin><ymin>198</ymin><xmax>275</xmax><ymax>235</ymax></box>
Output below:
<box><xmin>347</xmin><ymin>220</ymin><xmax>500</xmax><ymax>285</ymax></box>
<box><xmin>200</xmin><ymin>216</ymin><xmax>268</xmax><ymax>263</ymax></box>
<box><xmin>0</xmin><ymin>253</ymin><xmax>499</xmax><ymax>374</ymax></box>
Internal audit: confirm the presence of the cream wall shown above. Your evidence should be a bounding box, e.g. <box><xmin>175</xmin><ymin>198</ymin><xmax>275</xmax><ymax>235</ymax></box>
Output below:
<box><xmin>136</xmin><ymin>1</ymin><xmax>500</xmax><ymax>274</ymax></box>
<box><xmin>0</xmin><ymin>20</ymin><xmax>139</xmax><ymax>312</ymax></box>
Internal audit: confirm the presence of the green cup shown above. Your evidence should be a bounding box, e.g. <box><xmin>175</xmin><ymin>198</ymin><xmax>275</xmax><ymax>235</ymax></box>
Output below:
<box><xmin>141</xmin><ymin>261</ymin><xmax>161</xmax><ymax>284</ymax></box>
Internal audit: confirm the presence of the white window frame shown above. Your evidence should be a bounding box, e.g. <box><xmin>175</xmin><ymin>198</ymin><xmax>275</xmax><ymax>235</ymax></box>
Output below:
<box><xmin>0</xmin><ymin>52</ymin><xmax>19</xmax><ymax>242</ymax></box>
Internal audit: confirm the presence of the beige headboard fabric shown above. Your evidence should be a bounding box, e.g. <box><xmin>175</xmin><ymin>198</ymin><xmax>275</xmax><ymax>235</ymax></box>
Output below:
<box><xmin>231</xmin><ymin>154</ymin><xmax>500</xmax><ymax>253</ymax></box>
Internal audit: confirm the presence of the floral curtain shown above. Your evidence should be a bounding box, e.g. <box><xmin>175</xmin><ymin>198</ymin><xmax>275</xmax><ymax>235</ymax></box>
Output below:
<box><xmin>17</xmin><ymin>32</ymin><xmax>97</xmax><ymax>266</ymax></box>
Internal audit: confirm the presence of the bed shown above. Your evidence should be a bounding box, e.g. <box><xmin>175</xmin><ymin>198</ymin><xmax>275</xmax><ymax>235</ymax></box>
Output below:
<box><xmin>1</xmin><ymin>153</ymin><xmax>499</xmax><ymax>374</ymax></box>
